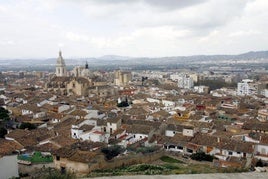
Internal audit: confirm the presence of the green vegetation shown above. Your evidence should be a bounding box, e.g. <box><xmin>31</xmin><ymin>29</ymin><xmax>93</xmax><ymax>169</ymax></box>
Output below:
<box><xmin>19</xmin><ymin>122</ymin><xmax>36</xmax><ymax>130</ymax></box>
<box><xmin>256</xmin><ymin>159</ymin><xmax>264</xmax><ymax>167</ymax></box>
<box><xmin>91</xmin><ymin>164</ymin><xmax>171</xmax><ymax>176</ymax></box>
<box><xmin>101</xmin><ymin>145</ymin><xmax>125</xmax><ymax>160</ymax></box>
<box><xmin>0</xmin><ymin>127</ymin><xmax>7</xmax><ymax>138</ymax></box>
<box><xmin>0</xmin><ymin>107</ymin><xmax>10</xmax><ymax>121</ymax></box>
<box><xmin>20</xmin><ymin>167</ymin><xmax>76</xmax><ymax>179</ymax></box>
<box><xmin>89</xmin><ymin>154</ymin><xmax>249</xmax><ymax>177</ymax></box>
<box><xmin>117</xmin><ymin>101</ymin><xmax>129</xmax><ymax>107</ymax></box>
<box><xmin>195</xmin><ymin>80</ymin><xmax>236</xmax><ymax>90</ymax></box>
<box><xmin>160</xmin><ymin>156</ymin><xmax>184</xmax><ymax>164</ymax></box>
<box><xmin>89</xmin><ymin>163</ymin><xmax>220</xmax><ymax>177</ymax></box>
<box><xmin>127</xmin><ymin>146</ymin><xmax>159</xmax><ymax>154</ymax></box>
<box><xmin>17</xmin><ymin>151</ymin><xmax>53</xmax><ymax>163</ymax></box>
<box><xmin>190</xmin><ymin>152</ymin><xmax>214</xmax><ymax>162</ymax></box>
<box><xmin>0</xmin><ymin>107</ymin><xmax>10</xmax><ymax>138</ymax></box>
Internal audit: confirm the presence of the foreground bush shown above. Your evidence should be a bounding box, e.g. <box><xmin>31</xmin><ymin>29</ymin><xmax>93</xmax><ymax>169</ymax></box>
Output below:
<box><xmin>190</xmin><ymin>152</ymin><xmax>214</xmax><ymax>162</ymax></box>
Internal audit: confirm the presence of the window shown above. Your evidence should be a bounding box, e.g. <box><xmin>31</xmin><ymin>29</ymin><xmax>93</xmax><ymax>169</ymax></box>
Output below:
<box><xmin>237</xmin><ymin>152</ymin><xmax>241</xmax><ymax>154</ymax></box>
<box><xmin>56</xmin><ymin>156</ymin><xmax>60</xmax><ymax>161</ymax></box>
<box><xmin>140</xmin><ymin>136</ymin><xmax>142</xmax><ymax>139</ymax></box>
<box><xmin>177</xmin><ymin>146</ymin><xmax>183</xmax><ymax>150</ymax></box>
<box><xmin>228</xmin><ymin>151</ymin><xmax>233</xmax><ymax>155</ymax></box>
<box><xmin>169</xmin><ymin>145</ymin><xmax>175</xmax><ymax>149</ymax></box>
<box><xmin>187</xmin><ymin>148</ymin><xmax>193</xmax><ymax>153</ymax></box>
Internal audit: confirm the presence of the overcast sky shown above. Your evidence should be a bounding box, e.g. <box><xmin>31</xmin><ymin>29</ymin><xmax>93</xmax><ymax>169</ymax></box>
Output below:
<box><xmin>0</xmin><ymin>0</ymin><xmax>267</xmax><ymax>58</ymax></box>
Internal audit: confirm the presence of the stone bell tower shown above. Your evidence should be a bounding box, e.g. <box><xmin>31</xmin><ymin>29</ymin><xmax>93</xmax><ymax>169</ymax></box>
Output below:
<box><xmin>55</xmin><ymin>51</ymin><xmax>67</xmax><ymax>77</ymax></box>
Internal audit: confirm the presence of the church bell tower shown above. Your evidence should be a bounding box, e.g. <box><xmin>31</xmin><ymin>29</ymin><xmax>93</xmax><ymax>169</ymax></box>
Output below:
<box><xmin>56</xmin><ymin>51</ymin><xmax>67</xmax><ymax>77</ymax></box>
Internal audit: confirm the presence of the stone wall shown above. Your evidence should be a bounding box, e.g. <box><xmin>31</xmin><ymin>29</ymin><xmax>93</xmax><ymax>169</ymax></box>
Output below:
<box><xmin>89</xmin><ymin>150</ymin><xmax>165</xmax><ymax>172</ymax></box>
<box><xmin>18</xmin><ymin>162</ymin><xmax>55</xmax><ymax>176</ymax></box>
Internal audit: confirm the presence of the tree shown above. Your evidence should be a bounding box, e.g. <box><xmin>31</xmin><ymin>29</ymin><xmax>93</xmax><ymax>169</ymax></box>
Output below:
<box><xmin>256</xmin><ymin>159</ymin><xmax>264</xmax><ymax>167</ymax></box>
<box><xmin>0</xmin><ymin>107</ymin><xmax>9</xmax><ymax>138</ymax></box>
<box><xmin>19</xmin><ymin>122</ymin><xmax>36</xmax><ymax>130</ymax></box>
<box><xmin>0</xmin><ymin>127</ymin><xmax>7</xmax><ymax>138</ymax></box>
<box><xmin>101</xmin><ymin>145</ymin><xmax>125</xmax><ymax>160</ymax></box>
<box><xmin>0</xmin><ymin>107</ymin><xmax>10</xmax><ymax>121</ymax></box>
<box><xmin>117</xmin><ymin>101</ymin><xmax>129</xmax><ymax>107</ymax></box>
<box><xmin>190</xmin><ymin>152</ymin><xmax>214</xmax><ymax>162</ymax></box>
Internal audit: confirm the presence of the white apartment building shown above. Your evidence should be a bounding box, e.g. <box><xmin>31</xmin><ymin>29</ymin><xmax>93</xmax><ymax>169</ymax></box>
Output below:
<box><xmin>177</xmin><ymin>74</ymin><xmax>194</xmax><ymax>89</ymax></box>
<box><xmin>237</xmin><ymin>79</ymin><xmax>255</xmax><ymax>96</ymax></box>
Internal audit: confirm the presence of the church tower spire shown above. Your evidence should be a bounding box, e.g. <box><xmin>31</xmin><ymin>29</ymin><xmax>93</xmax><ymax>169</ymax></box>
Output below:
<box><xmin>85</xmin><ymin>61</ymin><xmax>89</xmax><ymax>69</ymax></box>
<box><xmin>56</xmin><ymin>50</ymin><xmax>67</xmax><ymax>77</ymax></box>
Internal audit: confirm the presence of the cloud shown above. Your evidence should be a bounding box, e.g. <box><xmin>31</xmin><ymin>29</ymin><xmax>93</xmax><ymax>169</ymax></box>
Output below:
<box><xmin>229</xmin><ymin>30</ymin><xmax>261</xmax><ymax>37</ymax></box>
<box><xmin>0</xmin><ymin>40</ymin><xmax>15</xmax><ymax>46</ymax></box>
<box><xmin>0</xmin><ymin>0</ymin><xmax>267</xmax><ymax>58</ymax></box>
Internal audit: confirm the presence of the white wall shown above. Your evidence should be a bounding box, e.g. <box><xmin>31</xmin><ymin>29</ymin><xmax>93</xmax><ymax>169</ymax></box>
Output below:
<box><xmin>146</xmin><ymin>98</ymin><xmax>160</xmax><ymax>104</ymax></box>
<box><xmin>255</xmin><ymin>144</ymin><xmax>268</xmax><ymax>156</ymax></box>
<box><xmin>165</xmin><ymin>130</ymin><xmax>177</xmax><ymax>137</ymax></box>
<box><xmin>0</xmin><ymin>155</ymin><xmax>19</xmax><ymax>178</ymax></box>
<box><xmin>107</xmin><ymin>122</ymin><xmax>118</xmax><ymax>134</ymax></box>
<box><xmin>182</xmin><ymin>128</ymin><xmax>194</xmax><ymax>137</ymax></box>
<box><xmin>22</xmin><ymin>109</ymin><xmax>33</xmax><ymax>115</ymax></box>
<box><xmin>133</xmin><ymin>133</ymin><xmax>148</xmax><ymax>141</ymax></box>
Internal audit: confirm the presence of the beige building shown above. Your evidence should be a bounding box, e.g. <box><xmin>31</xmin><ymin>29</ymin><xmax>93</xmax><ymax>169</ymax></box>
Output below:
<box><xmin>66</xmin><ymin>77</ymin><xmax>91</xmax><ymax>96</ymax></box>
<box><xmin>114</xmin><ymin>70</ymin><xmax>132</xmax><ymax>86</ymax></box>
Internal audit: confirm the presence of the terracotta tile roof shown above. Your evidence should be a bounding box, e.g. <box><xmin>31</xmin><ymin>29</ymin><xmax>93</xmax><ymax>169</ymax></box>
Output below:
<box><xmin>70</xmin><ymin>109</ymin><xmax>88</xmax><ymax>117</ymax></box>
<box><xmin>126</xmin><ymin>107</ymin><xmax>149</xmax><ymax>116</ymax></box>
<box><xmin>166</xmin><ymin>124</ymin><xmax>184</xmax><ymax>132</ymax></box>
<box><xmin>149</xmin><ymin>134</ymin><xmax>171</xmax><ymax>145</ymax></box>
<box><xmin>54</xmin><ymin>146</ymin><xmax>76</xmax><ymax>158</ymax></box>
<box><xmin>220</xmin><ymin>140</ymin><xmax>254</xmax><ymax>153</ymax></box>
<box><xmin>107</xmin><ymin>117</ymin><xmax>121</xmax><ymax>123</ymax></box>
<box><xmin>51</xmin><ymin>134</ymin><xmax>76</xmax><ymax>147</ymax></box>
<box><xmin>127</xmin><ymin>124</ymin><xmax>153</xmax><ymax>135</ymax></box>
<box><xmin>79</xmin><ymin>124</ymin><xmax>95</xmax><ymax>132</ymax></box>
<box><xmin>0</xmin><ymin>139</ymin><xmax>23</xmax><ymax>156</ymax></box>
<box><xmin>167</xmin><ymin>133</ymin><xmax>192</xmax><ymax>145</ymax></box>
<box><xmin>71</xmin><ymin>141</ymin><xmax>106</xmax><ymax>151</ymax></box>
<box><xmin>242</xmin><ymin>122</ymin><xmax>268</xmax><ymax>131</ymax></box>
<box><xmin>5</xmin><ymin>129</ymin><xmax>31</xmax><ymax>140</ymax></box>
<box><xmin>68</xmin><ymin>150</ymin><xmax>99</xmax><ymax>163</ymax></box>
<box><xmin>16</xmin><ymin>135</ymin><xmax>39</xmax><ymax>147</ymax></box>
<box><xmin>27</xmin><ymin>142</ymin><xmax>60</xmax><ymax>153</ymax></box>
<box><xmin>123</xmin><ymin>119</ymin><xmax>161</xmax><ymax>128</ymax></box>
<box><xmin>152</xmin><ymin>110</ymin><xmax>170</xmax><ymax>118</ymax></box>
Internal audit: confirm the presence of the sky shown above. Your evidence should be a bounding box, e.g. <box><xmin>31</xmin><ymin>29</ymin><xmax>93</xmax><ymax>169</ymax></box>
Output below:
<box><xmin>0</xmin><ymin>0</ymin><xmax>267</xmax><ymax>59</ymax></box>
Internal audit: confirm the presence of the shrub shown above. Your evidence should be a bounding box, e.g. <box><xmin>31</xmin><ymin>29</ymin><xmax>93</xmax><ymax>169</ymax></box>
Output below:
<box><xmin>256</xmin><ymin>159</ymin><xmax>264</xmax><ymax>167</ymax></box>
<box><xmin>160</xmin><ymin>156</ymin><xmax>184</xmax><ymax>163</ymax></box>
<box><xmin>19</xmin><ymin>122</ymin><xmax>36</xmax><ymax>130</ymax></box>
<box><xmin>136</xmin><ymin>146</ymin><xmax>158</xmax><ymax>154</ymax></box>
<box><xmin>0</xmin><ymin>127</ymin><xmax>7</xmax><ymax>138</ymax></box>
<box><xmin>190</xmin><ymin>152</ymin><xmax>214</xmax><ymax>162</ymax></box>
<box><xmin>101</xmin><ymin>145</ymin><xmax>125</xmax><ymax>160</ymax></box>
<box><xmin>117</xmin><ymin>101</ymin><xmax>129</xmax><ymax>107</ymax></box>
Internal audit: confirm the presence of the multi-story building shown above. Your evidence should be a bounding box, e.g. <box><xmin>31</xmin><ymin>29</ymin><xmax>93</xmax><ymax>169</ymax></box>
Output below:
<box><xmin>177</xmin><ymin>74</ymin><xmax>194</xmax><ymax>89</ymax></box>
<box><xmin>237</xmin><ymin>79</ymin><xmax>255</xmax><ymax>96</ymax></box>
<box><xmin>114</xmin><ymin>70</ymin><xmax>132</xmax><ymax>86</ymax></box>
